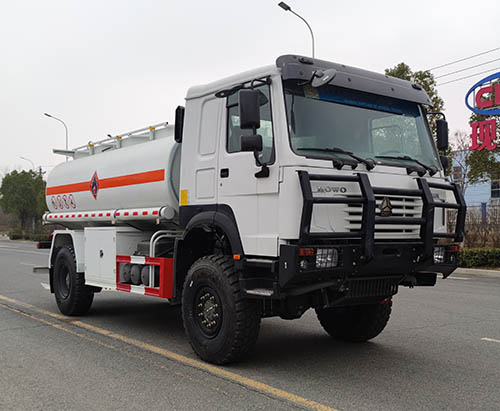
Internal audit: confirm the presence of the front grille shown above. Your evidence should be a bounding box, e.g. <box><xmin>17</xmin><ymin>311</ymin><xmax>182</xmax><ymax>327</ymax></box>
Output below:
<box><xmin>345</xmin><ymin>195</ymin><xmax>423</xmax><ymax>236</ymax></box>
<box><xmin>346</xmin><ymin>277</ymin><xmax>399</xmax><ymax>298</ymax></box>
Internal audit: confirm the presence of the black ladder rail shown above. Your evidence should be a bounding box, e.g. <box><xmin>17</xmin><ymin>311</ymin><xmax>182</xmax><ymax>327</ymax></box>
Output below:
<box><xmin>297</xmin><ymin>171</ymin><xmax>375</xmax><ymax>261</ymax></box>
<box><xmin>358</xmin><ymin>173</ymin><xmax>375</xmax><ymax>261</ymax></box>
<box><xmin>428</xmin><ymin>181</ymin><xmax>466</xmax><ymax>242</ymax></box>
<box><xmin>417</xmin><ymin>178</ymin><xmax>435</xmax><ymax>260</ymax></box>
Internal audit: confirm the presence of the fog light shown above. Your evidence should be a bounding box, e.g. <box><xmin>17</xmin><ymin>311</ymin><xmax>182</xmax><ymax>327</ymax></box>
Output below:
<box><xmin>433</xmin><ymin>246</ymin><xmax>445</xmax><ymax>264</ymax></box>
<box><xmin>316</xmin><ymin>248</ymin><xmax>339</xmax><ymax>269</ymax></box>
<box><xmin>299</xmin><ymin>259</ymin><xmax>309</xmax><ymax>270</ymax></box>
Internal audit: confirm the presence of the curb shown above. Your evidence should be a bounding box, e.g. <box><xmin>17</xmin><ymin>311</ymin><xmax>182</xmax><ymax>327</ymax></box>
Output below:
<box><xmin>455</xmin><ymin>267</ymin><xmax>500</xmax><ymax>279</ymax></box>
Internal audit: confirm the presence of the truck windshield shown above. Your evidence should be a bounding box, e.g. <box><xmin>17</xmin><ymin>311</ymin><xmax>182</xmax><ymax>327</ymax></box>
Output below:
<box><xmin>283</xmin><ymin>80</ymin><xmax>440</xmax><ymax>170</ymax></box>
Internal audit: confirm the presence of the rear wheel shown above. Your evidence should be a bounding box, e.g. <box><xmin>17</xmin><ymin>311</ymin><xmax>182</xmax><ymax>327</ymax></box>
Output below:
<box><xmin>182</xmin><ymin>255</ymin><xmax>261</xmax><ymax>364</ymax></box>
<box><xmin>53</xmin><ymin>246</ymin><xmax>94</xmax><ymax>316</ymax></box>
<box><xmin>316</xmin><ymin>300</ymin><xmax>392</xmax><ymax>342</ymax></box>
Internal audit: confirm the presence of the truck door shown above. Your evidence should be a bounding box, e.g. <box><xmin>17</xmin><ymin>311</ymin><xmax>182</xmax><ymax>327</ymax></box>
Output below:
<box><xmin>180</xmin><ymin>96</ymin><xmax>222</xmax><ymax>209</ymax></box>
<box><xmin>218</xmin><ymin>84</ymin><xmax>279</xmax><ymax>256</ymax></box>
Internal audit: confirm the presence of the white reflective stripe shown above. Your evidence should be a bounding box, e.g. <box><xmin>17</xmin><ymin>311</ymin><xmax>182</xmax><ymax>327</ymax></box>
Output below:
<box><xmin>130</xmin><ymin>256</ymin><xmax>146</xmax><ymax>265</ymax></box>
<box><xmin>129</xmin><ymin>285</ymin><xmax>146</xmax><ymax>295</ymax></box>
<box><xmin>44</xmin><ymin>207</ymin><xmax>162</xmax><ymax>222</ymax></box>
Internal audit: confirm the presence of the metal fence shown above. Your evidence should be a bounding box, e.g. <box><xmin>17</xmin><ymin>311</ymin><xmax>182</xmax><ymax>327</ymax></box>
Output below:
<box><xmin>448</xmin><ymin>204</ymin><xmax>500</xmax><ymax>247</ymax></box>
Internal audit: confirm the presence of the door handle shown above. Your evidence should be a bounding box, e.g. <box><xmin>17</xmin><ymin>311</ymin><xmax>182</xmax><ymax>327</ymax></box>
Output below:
<box><xmin>220</xmin><ymin>168</ymin><xmax>229</xmax><ymax>178</ymax></box>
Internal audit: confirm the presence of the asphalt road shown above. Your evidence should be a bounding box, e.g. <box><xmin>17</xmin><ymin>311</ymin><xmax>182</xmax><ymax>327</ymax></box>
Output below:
<box><xmin>1</xmin><ymin>239</ymin><xmax>499</xmax><ymax>411</ymax></box>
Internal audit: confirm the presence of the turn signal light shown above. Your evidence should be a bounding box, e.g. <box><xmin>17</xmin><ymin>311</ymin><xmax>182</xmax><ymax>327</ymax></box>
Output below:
<box><xmin>298</xmin><ymin>248</ymin><xmax>314</xmax><ymax>257</ymax></box>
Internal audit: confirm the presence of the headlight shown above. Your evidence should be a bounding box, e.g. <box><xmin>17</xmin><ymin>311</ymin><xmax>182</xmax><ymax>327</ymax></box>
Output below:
<box><xmin>316</xmin><ymin>248</ymin><xmax>339</xmax><ymax>269</ymax></box>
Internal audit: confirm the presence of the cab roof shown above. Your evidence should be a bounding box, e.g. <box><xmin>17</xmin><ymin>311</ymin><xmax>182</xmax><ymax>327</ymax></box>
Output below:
<box><xmin>186</xmin><ymin>54</ymin><xmax>432</xmax><ymax>106</ymax></box>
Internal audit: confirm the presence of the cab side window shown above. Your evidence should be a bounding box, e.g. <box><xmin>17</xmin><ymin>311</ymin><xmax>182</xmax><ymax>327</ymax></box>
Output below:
<box><xmin>226</xmin><ymin>85</ymin><xmax>274</xmax><ymax>164</ymax></box>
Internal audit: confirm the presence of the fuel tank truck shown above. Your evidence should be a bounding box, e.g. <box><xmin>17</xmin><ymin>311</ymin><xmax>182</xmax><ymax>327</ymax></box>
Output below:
<box><xmin>44</xmin><ymin>123</ymin><xmax>181</xmax><ymax>230</ymax></box>
<box><xmin>43</xmin><ymin>54</ymin><xmax>466</xmax><ymax>365</ymax></box>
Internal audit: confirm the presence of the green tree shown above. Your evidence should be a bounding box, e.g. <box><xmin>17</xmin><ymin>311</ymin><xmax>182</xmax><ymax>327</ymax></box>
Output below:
<box><xmin>0</xmin><ymin>170</ymin><xmax>46</xmax><ymax>231</ymax></box>
<box><xmin>450</xmin><ymin>130</ymin><xmax>472</xmax><ymax>192</ymax></box>
<box><xmin>385</xmin><ymin>63</ymin><xmax>444</xmax><ymax>136</ymax></box>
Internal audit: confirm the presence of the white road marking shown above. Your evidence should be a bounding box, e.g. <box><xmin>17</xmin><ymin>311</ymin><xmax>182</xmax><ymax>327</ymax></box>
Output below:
<box><xmin>481</xmin><ymin>337</ymin><xmax>500</xmax><ymax>344</ymax></box>
<box><xmin>448</xmin><ymin>277</ymin><xmax>470</xmax><ymax>280</ymax></box>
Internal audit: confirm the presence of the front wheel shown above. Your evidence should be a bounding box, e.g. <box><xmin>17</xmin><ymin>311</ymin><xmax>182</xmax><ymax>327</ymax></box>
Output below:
<box><xmin>53</xmin><ymin>246</ymin><xmax>94</xmax><ymax>316</ymax></box>
<box><xmin>316</xmin><ymin>300</ymin><xmax>392</xmax><ymax>342</ymax></box>
<box><xmin>182</xmin><ymin>255</ymin><xmax>261</xmax><ymax>364</ymax></box>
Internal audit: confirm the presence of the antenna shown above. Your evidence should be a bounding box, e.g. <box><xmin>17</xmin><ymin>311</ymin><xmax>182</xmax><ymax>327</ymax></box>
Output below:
<box><xmin>278</xmin><ymin>2</ymin><xmax>315</xmax><ymax>59</ymax></box>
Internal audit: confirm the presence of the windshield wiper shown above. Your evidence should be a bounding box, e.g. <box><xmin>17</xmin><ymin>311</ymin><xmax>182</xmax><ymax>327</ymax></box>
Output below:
<box><xmin>297</xmin><ymin>147</ymin><xmax>376</xmax><ymax>170</ymax></box>
<box><xmin>375</xmin><ymin>155</ymin><xmax>438</xmax><ymax>176</ymax></box>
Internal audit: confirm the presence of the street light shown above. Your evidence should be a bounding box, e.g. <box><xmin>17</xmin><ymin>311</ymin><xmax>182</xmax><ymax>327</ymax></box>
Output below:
<box><xmin>20</xmin><ymin>156</ymin><xmax>35</xmax><ymax>170</ymax></box>
<box><xmin>44</xmin><ymin>112</ymin><xmax>69</xmax><ymax>161</ymax></box>
<box><xmin>278</xmin><ymin>2</ymin><xmax>315</xmax><ymax>59</ymax></box>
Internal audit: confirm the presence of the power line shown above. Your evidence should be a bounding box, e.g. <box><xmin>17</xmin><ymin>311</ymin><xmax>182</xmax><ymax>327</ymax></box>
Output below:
<box><xmin>435</xmin><ymin>57</ymin><xmax>500</xmax><ymax>79</ymax></box>
<box><xmin>427</xmin><ymin>46</ymin><xmax>500</xmax><ymax>71</ymax></box>
<box><xmin>437</xmin><ymin>66</ymin><xmax>500</xmax><ymax>86</ymax></box>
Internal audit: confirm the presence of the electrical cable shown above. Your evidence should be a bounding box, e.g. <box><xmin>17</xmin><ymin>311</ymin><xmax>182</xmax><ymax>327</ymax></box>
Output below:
<box><xmin>435</xmin><ymin>57</ymin><xmax>500</xmax><ymax>79</ymax></box>
<box><xmin>427</xmin><ymin>46</ymin><xmax>500</xmax><ymax>71</ymax></box>
<box><xmin>437</xmin><ymin>66</ymin><xmax>500</xmax><ymax>86</ymax></box>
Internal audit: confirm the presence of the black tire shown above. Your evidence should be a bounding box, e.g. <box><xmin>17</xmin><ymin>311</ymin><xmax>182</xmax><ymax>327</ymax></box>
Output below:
<box><xmin>53</xmin><ymin>246</ymin><xmax>94</xmax><ymax>316</ymax></box>
<box><xmin>316</xmin><ymin>300</ymin><xmax>392</xmax><ymax>342</ymax></box>
<box><xmin>182</xmin><ymin>255</ymin><xmax>261</xmax><ymax>365</ymax></box>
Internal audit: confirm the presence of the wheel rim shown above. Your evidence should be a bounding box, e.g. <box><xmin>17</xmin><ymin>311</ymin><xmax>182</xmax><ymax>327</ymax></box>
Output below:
<box><xmin>57</xmin><ymin>263</ymin><xmax>71</xmax><ymax>299</ymax></box>
<box><xmin>194</xmin><ymin>286</ymin><xmax>223</xmax><ymax>338</ymax></box>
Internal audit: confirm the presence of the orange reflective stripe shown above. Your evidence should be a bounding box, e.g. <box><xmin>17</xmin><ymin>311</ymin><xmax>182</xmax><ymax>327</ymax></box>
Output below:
<box><xmin>46</xmin><ymin>182</ymin><xmax>88</xmax><ymax>195</ymax></box>
<box><xmin>46</xmin><ymin>169</ymin><xmax>165</xmax><ymax>196</ymax></box>
<box><xmin>99</xmin><ymin>169</ymin><xmax>165</xmax><ymax>190</ymax></box>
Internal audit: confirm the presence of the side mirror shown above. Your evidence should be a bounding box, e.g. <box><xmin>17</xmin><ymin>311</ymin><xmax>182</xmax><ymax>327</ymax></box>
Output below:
<box><xmin>436</xmin><ymin>119</ymin><xmax>448</xmax><ymax>151</ymax></box>
<box><xmin>439</xmin><ymin>155</ymin><xmax>449</xmax><ymax>174</ymax></box>
<box><xmin>240</xmin><ymin>135</ymin><xmax>263</xmax><ymax>152</ymax></box>
<box><xmin>174</xmin><ymin>106</ymin><xmax>185</xmax><ymax>143</ymax></box>
<box><xmin>239</xmin><ymin>89</ymin><xmax>261</xmax><ymax>130</ymax></box>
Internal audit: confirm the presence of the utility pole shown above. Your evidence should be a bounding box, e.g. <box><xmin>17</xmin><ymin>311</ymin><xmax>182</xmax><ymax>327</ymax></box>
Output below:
<box><xmin>278</xmin><ymin>2</ymin><xmax>315</xmax><ymax>59</ymax></box>
<box><xmin>20</xmin><ymin>156</ymin><xmax>35</xmax><ymax>170</ymax></box>
<box><xmin>44</xmin><ymin>113</ymin><xmax>69</xmax><ymax>161</ymax></box>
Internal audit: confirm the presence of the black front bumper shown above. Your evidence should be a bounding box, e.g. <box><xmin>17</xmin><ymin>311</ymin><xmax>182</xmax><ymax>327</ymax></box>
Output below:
<box><xmin>279</xmin><ymin>242</ymin><xmax>459</xmax><ymax>289</ymax></box>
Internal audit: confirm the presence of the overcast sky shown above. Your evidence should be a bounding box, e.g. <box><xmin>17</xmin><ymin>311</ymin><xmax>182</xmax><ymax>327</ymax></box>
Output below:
<box><xmin>1</xmin><ymin>0</ymin><xmax>498</xmax><ymax>175</ymax></box>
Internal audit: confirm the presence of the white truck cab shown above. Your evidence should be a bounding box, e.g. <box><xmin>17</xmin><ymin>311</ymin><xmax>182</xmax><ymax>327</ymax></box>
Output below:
<box><xmin>44</xmin><ymin>55</ymin><xmax>466</xmax><ymax>364</ymax></box>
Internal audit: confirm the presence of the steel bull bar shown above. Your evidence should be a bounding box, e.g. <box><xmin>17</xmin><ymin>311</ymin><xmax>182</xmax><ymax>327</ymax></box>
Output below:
<box><xmin>278</xmin><ymin>171</ymin><xmax>466</xmax><ymax>289</ymax></box>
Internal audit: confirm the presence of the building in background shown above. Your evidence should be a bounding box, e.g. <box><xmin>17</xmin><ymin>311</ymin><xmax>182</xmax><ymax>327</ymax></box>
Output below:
<box><xmin>451</xmin><ymin>151</ymin><xmax>500</xmax><ymax>206</ymax></box>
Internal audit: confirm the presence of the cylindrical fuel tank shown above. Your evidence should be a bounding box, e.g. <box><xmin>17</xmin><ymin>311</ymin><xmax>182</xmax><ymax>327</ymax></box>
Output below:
<box><xmin>46</xmin><ymin>138</ymin><xmax>181</xmax><ymax>215</ymax></box>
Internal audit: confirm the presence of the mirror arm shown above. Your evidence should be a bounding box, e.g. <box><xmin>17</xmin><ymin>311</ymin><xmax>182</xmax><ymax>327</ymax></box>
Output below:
<box><xmin>427</xmin><ymin>111</ymin><xmax>446</xmax><ymax>120</ymax></box>
<box><xmin>250</xmin><ymin>77</ymin><xmax>272</xmax><ymax>89</ymax></box>
<box><xmin>253</xmin><ymin>148</ymin><xmax>270</xmax><ymax>178</ymax></box>
<box><xmin>215</xmin><ymin>76</ymin><xmax>271</xmax><ymax>98</ymax></box>
<box><xmin>249</xmin><ymin>129</ymin><xmax>269</xmax><ymax>178</ymax></box>
<box><xmin>255</xmin><ymin>165</ymin><xmax>270</xmax><ymax>178</ymax></box>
